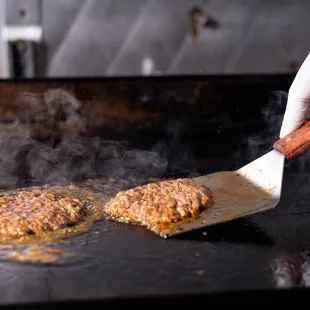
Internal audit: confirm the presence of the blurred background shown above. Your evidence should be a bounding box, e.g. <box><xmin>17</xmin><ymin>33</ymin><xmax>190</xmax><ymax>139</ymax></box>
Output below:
<box><xmin>0</xmin><ymin>0</ymin><xmax>309</xmax><ymax>79</ymax></box>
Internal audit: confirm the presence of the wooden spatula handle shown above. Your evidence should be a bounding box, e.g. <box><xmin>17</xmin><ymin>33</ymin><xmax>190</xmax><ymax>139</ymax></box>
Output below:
<box><xmin>273</xmin><ymin>120</ymin><xmax>310</xmax><ymax>159</ymax></box>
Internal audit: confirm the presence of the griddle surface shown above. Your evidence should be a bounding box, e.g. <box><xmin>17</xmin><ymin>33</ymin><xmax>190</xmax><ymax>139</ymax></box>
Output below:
<box><xmin>0</xmin><ymin>168</ymin><xmax>308</xmax><ymax>304</ymax></box>
<box><xmin>0</xmin><ymin>75</ymin><xmax>307</xmax><ymax>304</ymax></box>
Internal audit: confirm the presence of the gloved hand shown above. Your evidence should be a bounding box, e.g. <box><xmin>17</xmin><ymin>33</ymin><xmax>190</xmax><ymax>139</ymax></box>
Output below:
<box><xmin>280</xmin><ymin>52</ymin><xmax>310</xmax><ymax>138</ymax></box>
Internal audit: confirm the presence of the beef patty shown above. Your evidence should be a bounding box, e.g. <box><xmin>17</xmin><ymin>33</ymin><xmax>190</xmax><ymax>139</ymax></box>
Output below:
<box><xmin>0</xmin><ymin>190</ymin><xmax>87</xmax><ymax>238</ymax></box>
<box><xmin>104</xmin><ymin>178</ymin><xmax>214</xmax><ymax>232</ymax></box>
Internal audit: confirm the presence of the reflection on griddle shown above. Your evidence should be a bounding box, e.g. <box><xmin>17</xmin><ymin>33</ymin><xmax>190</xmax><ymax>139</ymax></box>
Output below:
<box><xmin>271</xmin><ymin>251</ymin><xmax>302</xmax><ymax>289</ymax></box>
<box><xmin>269</xmin><ymin>248</ymin><xmax>310</xmax><ymax>289</ymax></box>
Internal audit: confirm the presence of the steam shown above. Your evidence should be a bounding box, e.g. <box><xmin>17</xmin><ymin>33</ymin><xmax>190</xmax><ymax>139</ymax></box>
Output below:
<box><xmin>151</xmin><ymin>119</ymin><xmax>199</xmax><ymax>177</ymax></box>
<box><xmin>0</xmin><ymin>89</ymin><xmax>168</xmax><ymax>188</ymax></box>
<box><xmin>244</xmin><ymin>91</ymin><xmax>286</xmax><ymax>159</ymax></box>
<box><xmin>0</xmin><ymin>86</ymin><xmax>298</xmax><ymax>190</ymax></box>
<box><xmin>245</xmin><ymin>90</ymin><xmax>310</xmax><ymax>171</ymax></box>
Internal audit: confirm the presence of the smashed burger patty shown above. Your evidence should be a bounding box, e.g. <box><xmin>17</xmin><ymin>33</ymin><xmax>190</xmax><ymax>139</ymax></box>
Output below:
<box><xmin>0</xmin><ymin>191</ymin><xmax>87</xmax><ymax>238</ymax></box>
<box><xmin>104</xmin><ymin>178</ymin><xmax>214</xmax><ymax>231</ymax></box>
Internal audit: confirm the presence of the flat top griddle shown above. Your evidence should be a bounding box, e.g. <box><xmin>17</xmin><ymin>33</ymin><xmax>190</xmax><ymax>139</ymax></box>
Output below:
<box><xmin>0</xmin><ymin>171</ymin><xmax>307</xmax><ymax>303</ymax></box>
<box><xmin>0</xmin><ymin>74</ymin><xmax>308</xmax><ymax>306</ymax></box>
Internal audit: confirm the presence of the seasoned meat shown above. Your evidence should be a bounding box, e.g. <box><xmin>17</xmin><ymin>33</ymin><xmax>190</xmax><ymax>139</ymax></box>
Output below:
<box><xmin>104</xmin><ymin>178</ymin><xmax>213</xmax><ymax>231</ymax></box>
<box><xmin>0</xmin><ymin>191</ymin><xmax>87</xmax><ymax>238</ymax></box>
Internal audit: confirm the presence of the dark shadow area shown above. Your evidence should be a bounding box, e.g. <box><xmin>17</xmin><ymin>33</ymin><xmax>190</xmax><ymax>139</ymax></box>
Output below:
<box><xmin>174</xmin><ymin>218</ymin><xmax>274</xmax><ymax>245</ymax></box>
<box><xmin>3</xmin><ymin>288</ymin><xmax>310</xmax><ymax>308</ymax></box>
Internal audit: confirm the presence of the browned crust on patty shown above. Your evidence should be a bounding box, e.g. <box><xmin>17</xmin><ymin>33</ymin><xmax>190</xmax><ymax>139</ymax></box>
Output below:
<box><xmin>0</xmin><ymin>190</ymin><xmax>87</xmax><ymax>238</ymax></box>
<box><xmin>104</xmin><ymin>178</ymin><xmax>213</xmax><ymax>232</ymax></box>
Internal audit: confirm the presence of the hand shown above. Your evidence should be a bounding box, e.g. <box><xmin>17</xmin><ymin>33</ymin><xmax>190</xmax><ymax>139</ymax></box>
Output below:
<box><xmin>280</xmin><ymin>52</ymin><xmax>310</xmax><ymax>138</ymax></box>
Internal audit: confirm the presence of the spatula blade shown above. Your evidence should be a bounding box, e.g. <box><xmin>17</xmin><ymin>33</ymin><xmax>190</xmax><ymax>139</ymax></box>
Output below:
<box><xmin>163</xmin><ymin>150</ymin><xmax>285</xmax><ymax>238</ymax></box>
<box><xmin>237</xmin><ymin>150</ymin><xmax>285</xmax><ymax>213</ymax></box>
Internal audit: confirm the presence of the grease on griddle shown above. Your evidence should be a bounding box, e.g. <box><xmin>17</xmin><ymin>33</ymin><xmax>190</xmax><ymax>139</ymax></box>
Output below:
<box><xmin>196</xmin><ymin>270</ymin><xmax>205</xmax><ymax>276</ymax></box>
<box><xmin>0</xmin><ymin>244</ymin><xmax>69</xmax><ymax>265</ymax></box>
<box><xmin>10</xmin><ymin>245</ymin><xmax>67</xmax><ymax>265</ymax></box>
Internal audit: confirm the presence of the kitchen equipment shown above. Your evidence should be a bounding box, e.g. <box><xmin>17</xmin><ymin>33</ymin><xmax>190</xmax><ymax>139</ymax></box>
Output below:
<box><xmin>165</xmin><ymin>121</ymin><xmax>310</xmax><ymax>238</ymax></box>
<box><xmin>0</xmin><ymin>75</ymin><xmax>310</xmax><ymax>307</ymax></box>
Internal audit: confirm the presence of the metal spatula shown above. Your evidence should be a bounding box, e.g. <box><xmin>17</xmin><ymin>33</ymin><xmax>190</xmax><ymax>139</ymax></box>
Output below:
<box><xmin>163</xmin><ymin>121</ymin><xmax>310</xmax><ymax>238</ymax></box>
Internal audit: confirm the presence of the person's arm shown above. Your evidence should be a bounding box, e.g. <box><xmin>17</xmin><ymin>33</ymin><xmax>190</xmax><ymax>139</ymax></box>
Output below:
<box><xmin>280</xmin><ymin>52</ymin><xmax>310</xmax><ymax>138</ymax></box>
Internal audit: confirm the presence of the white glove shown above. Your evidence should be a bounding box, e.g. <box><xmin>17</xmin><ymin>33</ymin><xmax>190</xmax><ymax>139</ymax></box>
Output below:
<box><xmin>280</xmin><ymin>52</ymin><xmax>310</xmax><ymax>138</ymax></box>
